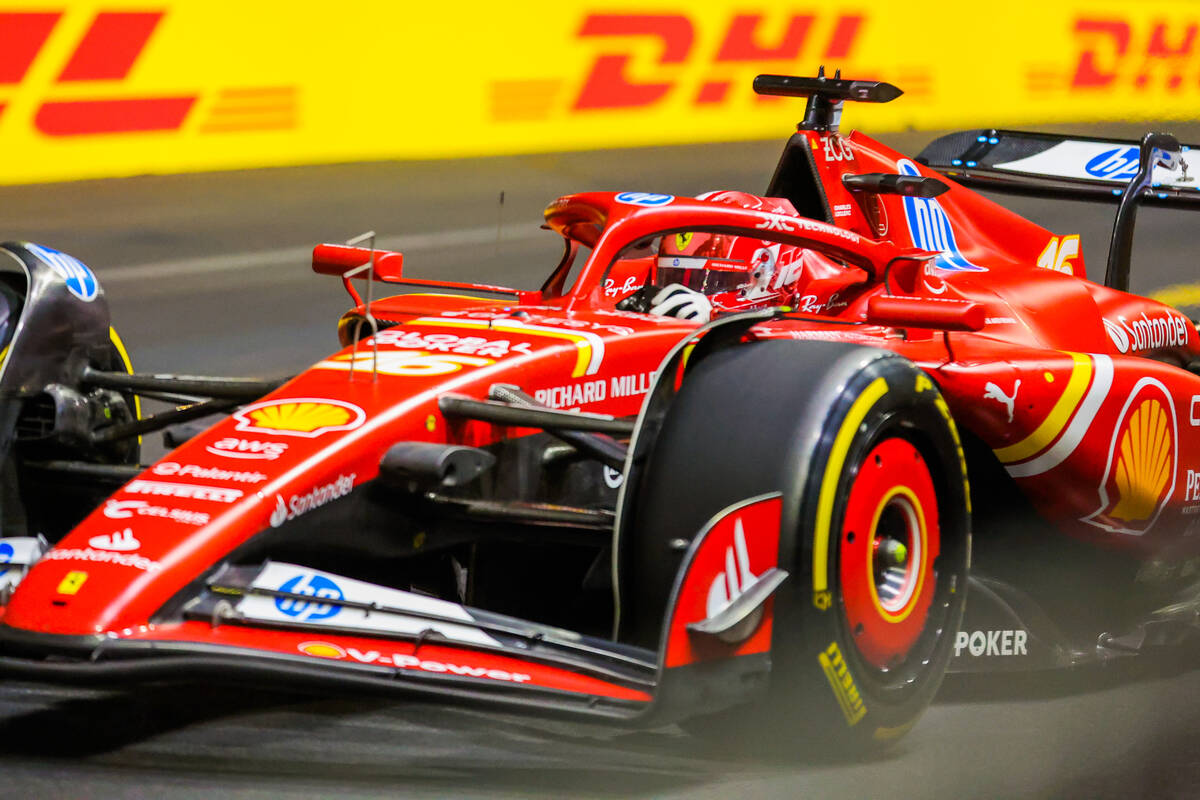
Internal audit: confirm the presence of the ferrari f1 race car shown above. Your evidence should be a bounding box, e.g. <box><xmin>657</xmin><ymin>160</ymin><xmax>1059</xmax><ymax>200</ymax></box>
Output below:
<box><xmin>0</xmin><ymin>73</ymin><xmax>1198</xmax><ymax>751</ymax></box>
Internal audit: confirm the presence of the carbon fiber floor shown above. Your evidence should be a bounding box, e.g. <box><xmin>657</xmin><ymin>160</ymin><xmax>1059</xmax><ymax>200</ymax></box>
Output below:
<box><xmin>1</xmin><ymin>126</ymin><xmax>1199</xmax><ymax>798</ymax></box>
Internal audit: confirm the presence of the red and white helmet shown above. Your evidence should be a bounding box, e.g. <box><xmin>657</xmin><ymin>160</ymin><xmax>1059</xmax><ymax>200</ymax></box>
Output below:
<box><xmin>656</xmin><ymin>191</ymin><xmax>803</xmax><ymax>300</ymax></box>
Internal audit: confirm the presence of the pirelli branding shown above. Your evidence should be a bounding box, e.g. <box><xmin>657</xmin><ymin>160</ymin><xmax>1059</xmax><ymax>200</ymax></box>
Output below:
<box><xmin>818</xmin><ymin>642</ymin><xmax>867</xmax><ymax>726</ymax></box>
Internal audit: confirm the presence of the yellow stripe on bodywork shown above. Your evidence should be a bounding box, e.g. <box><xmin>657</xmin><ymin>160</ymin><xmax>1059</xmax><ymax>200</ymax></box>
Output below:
<box><xmin>993</xmin><ymin>352</ymin><xmax>1091</xmax><ymax>464</ymax></box>
<box><xmin>415</xmin><ymin>317</ymin><xmax>600</xmax><ymax>377</ymax></box>
<box><xmin>812</xmin><ymin>376</ymin><xmax>889</xmax><ymax>595</ymax></box>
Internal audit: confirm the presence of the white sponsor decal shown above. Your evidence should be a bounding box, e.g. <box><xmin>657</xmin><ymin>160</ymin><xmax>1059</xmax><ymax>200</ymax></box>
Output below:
<box><xmin>1192</xmin><ymin>396</ymin><xmax>1200</xmax><ymax>427</ymax></box>
<box><xmin>535</xmin><ymin>379</ymin><xmax>606</xmax><ymax>410</ymax></box>
<box><xmin>369</xmin><ymin>330</ymin><xmax>534</xmax><ymax>358</ymax></box>
<box><xmin>103</xmin><ymin>499</ymin><xmax>210</xmax><ymax>526</ymax></box>
<box><xmin>152</xmin><ymin>462</ymin><xmax>267</xmax><ymax>484</ymax></box>
<box><xmin>602</xmin><ymin>465</ymin><xmax>624</xmax><ymax>489</ymax></box>
<box><xmin>992</xmin><ymin>140</ymin><xmax>1193</xmax><ymax>188</ymax></box>
<box><xmin>603</xmin><ymin>275</ymin><xmax>641</xmax><ymax>297</ymax></box>
<box><xmin>1186</xmin><ymin>469</ymin><xmax>1200</xmax><ymax>502</ymax></box>
<box><xmin>983</xmin><ymin>380</ymin><xmax>1021</xmax><ymax>424</ymax></box>
<box><xmin>296</xmin><ymin>641</ymin><xmax>531</xmax><ymax>683</ymax></box>
<box><xmin>1104</xmin><ymin>312</ymin><xmax>1189</xmax><ymax>354</ymax></box>
<box><xmin>87</xmin><ymin>528</ymin><xmax>140</xmax><ymax>552</ymax></box>
<box><xmin>833</xmin><ymin>203</ymin><xmax>853</xmax><ymax>218</ymax></box>
<box><xmin>823</xmin><ymin>136</ymin><xmax>854</xmax><ymax>162</ymax></box>
<box><xmin>706</xmin><ymin>519</ymin><xmax>758</xmax><ymax>619</ymax></box>
<box><xmin>754</xmin><ymin>213</ymin><xmax>859</xmax><ymax>241</ymax></box>
<box><xmin>610</xmin><ymin>371</ymin><xmax>653</xmax><ymax>399</ymax></box>
<box><xmin>206</xmin><ymin>437</ymin><xmax>289</xmax><ymax>460</ymax></box>
<box><xmin>240</xmin><ymin>563</ymin><xmax>497</xmax><ymax>646</ymax></box>
<box><xmin>954</xmin><ymin>629</ymin><xmax>1029</xmax><ymax>658</ymax></box>
<box><xmin>125</xmin><ymin>480</ymin><xmax>243</xmax><ymax>503</ymax></box>
<box><xmin>43</xmin><ymin>547</ymin><xmax>161</xmax><ymax>572</ymax></box>
<box><xmin>269</xmin><ymin>473</ymin><xmax>356</xmax><ymax>527</ymax></box>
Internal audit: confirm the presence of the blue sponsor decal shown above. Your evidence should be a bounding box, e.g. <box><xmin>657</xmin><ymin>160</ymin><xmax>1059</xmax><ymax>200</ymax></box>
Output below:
<box><xmin>615</xmin><ymin>192</ymin><xmax>674</xmax><ymax>207</ymax></box>
<box><xmin>25</xmin><ymin>243</ymin><xmax>99</xmax><ymax>302</ymax></box>
<box><xmin>1085</xmin><ymin>147</ymin><xmax>1140</xmax><ymax>181</ymax></box>
<box><xmin>275</xmin><ymin>572</ymin><xmax>344</xmax><ymax>621</ymax></box>
<box><xmin>898</xmin><ymin>160</ymin><xmax>985</xmax><ymax>272</ymax></box>
<box><xmin>0</xmin><ymin>541</ymin><xmax>12</xmax><ymax>577</ymax></box>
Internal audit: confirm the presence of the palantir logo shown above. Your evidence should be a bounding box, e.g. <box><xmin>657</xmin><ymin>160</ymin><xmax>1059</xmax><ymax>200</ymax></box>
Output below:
<box><xmin>275</xmin><ymin>572</ymin><xmax>344</xmax><ymax>621</ymax></box>
<box><xmin>897</xmin><ymin>160</ymin><xmax>984</xmax><ymax>272</ymax></box>
<box><xmin>1085</xmin><ymin>147</ymin><xmax>1140</xmax><ymax>181</ymax></box>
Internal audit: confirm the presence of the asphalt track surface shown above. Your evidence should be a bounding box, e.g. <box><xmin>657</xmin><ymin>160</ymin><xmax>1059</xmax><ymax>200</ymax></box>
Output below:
<box><xmin>2</xmin><ymin>123</ymin><xmax>1200</xmax><ymax>798</ymax></box>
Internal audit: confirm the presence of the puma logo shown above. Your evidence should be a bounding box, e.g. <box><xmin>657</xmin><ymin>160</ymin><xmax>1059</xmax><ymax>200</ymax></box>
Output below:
<box><xmin>984</xmin><ymin>380</ymin><xmax>1021</xmax><ymax>423</ymax></box>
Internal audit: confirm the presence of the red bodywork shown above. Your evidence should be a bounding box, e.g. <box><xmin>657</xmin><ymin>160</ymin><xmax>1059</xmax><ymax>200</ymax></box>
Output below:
<box><xmin>2</xmin><ymin>123</ymin><xmax>1198</xmax><ymax>717</ymax></box>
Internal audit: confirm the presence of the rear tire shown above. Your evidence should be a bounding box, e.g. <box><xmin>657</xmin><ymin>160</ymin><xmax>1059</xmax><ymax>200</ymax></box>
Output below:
<box><xmin>624</xmin><ymin>340</ymin><xmax>970</xmax><ymax>750</ymax></box>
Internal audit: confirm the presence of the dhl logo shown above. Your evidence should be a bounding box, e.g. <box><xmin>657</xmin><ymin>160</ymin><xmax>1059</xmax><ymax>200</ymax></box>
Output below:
<box><xmin>1030</xmin><ymin>16</ymin><xmax>1200</xmax><ymax>94</ymax></box>
<box><xmin>489</xmin><ymin>11</ymin><xmax>909</xmax><ymax>122</ymax></box>
<box><xmin>0</xmin><ymin>9</ymin><xmax>296</xmax><ymax>136</ymax></box>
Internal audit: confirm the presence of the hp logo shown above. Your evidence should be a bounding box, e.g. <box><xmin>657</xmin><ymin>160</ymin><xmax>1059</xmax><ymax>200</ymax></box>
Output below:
<box><xmin>275</xmin><ymin>573</ymin><xmax>344</xmax><ymax>621</ymax></box>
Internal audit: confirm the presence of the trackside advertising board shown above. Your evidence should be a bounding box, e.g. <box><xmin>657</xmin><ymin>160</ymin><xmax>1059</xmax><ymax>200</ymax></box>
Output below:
<box><xmin>0</xmin><ymin>1</ymin><xmax>1196</xmax><ymax>184</ymax></box>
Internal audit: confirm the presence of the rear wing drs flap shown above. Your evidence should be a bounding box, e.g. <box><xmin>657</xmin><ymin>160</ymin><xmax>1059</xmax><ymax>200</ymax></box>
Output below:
<box><xmin>916</xmin><ymin>129</ymin><xmax>1199</xmax><ymax>206</ymax></box>
<box><xmin>917</xmin><ymin>129</ymin><xmax>1197</xmax><ymax>293</ymax></box>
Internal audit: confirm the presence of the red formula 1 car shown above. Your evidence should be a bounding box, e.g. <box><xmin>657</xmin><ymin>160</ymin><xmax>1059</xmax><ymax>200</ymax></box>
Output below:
<box><xmin>0</xmin><ymin>74</ymin><xmax>1198</xmax><ymax>750</ymax></box>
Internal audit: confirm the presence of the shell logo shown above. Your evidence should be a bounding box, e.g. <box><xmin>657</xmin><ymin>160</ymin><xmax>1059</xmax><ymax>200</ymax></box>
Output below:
<box><xmin>298</xmin><ymin>641</ymin><xmax>346</xmax><ymax>659</ymax></box>
<box><xmin>1110</xmin><ymin>398</ymin><xmax>1172</xmax><ymax>521</ymax></box>
<box><xmin>1085</xmin><ymin>380</ymin><xmax>1177</xmax><ymax>536</ymax></box>
<box><xmin>233</xmin><ymin>398</ymin><xmax>366</xmax><ymax>439</ymax></box>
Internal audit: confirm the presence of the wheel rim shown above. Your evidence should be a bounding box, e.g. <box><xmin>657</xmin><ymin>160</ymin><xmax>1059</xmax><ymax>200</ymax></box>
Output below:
<box><xmin>839</xmin><ymin>436</ymin><xmax>941</xmax><ymax>670</ymax></box>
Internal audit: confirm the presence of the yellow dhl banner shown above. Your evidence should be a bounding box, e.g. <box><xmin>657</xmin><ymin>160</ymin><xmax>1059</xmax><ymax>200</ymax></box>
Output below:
<box><xmin>0</xmin><ymin>1</ymin><xmax>1196</xmax><ymax>184</ymax></box>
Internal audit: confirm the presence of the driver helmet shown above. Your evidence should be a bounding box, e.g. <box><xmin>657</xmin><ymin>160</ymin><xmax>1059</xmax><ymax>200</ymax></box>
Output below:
<box><xmin>656</xmin><ymin>191</ymin><xmax>802</xmax><ymax>298</ymax></box>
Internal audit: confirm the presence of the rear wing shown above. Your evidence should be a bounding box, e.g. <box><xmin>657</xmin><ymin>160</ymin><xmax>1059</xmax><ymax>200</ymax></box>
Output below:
<box><xmin>916</xmin><ymin>129</ymin><xmax>1198</xmax><ymax>206</ymax></box>
<box><xmin>918</xmin><ymin>129</ymin><xmax>1195</xmax><ymax>292</ymax></box>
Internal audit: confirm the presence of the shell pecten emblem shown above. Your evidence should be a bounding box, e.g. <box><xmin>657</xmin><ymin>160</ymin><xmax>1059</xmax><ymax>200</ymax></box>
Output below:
<box><xmin>233</xmin><ymin>398</ymin><xmax>366</xmax><ymax>439</ymax></box>
<box><xmin>1085</xmin><ymin>379</ymin><xmax>1177</xmax><ymax>536</ymax></box>
<box><xmin>1111</xmin><ymin>398</ymin><xmax>1172</xmax><ymax>522</ymax></box>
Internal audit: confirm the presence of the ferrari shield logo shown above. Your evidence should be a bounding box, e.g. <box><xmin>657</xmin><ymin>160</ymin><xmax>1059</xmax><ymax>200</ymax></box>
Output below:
<box><xmin>1084</xmin><ymin>379</ymin><xmax>1177</xmax><ymax>535</ymax></box>
<box><xmin>675</xmin><ymin>232</ymin><xmax>693</xmax><ymax>251</ymax></box>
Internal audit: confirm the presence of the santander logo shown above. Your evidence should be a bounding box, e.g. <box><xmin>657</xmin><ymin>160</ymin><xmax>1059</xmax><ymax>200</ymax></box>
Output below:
<box><xmin>87</xmin><ymin>528</ymin><xmax>141</xmax><ymax>552</ymax></box>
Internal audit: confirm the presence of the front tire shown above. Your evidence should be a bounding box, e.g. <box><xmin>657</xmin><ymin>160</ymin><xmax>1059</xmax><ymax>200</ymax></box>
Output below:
<box><xmin>624</xmin><ymin>340</ymin><xmax>970</xmax><ymax>750</ymax></box>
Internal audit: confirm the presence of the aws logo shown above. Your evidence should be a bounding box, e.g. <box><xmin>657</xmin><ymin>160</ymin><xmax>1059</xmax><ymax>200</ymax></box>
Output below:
<box><xmin>1085</xmin><ymin>379</ymin><xmax>1177</xmax><ymax>535</ymax></box>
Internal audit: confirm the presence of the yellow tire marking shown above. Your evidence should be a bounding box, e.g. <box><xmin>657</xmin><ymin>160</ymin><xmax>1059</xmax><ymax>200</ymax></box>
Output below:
<box><xmin>109</xmin><ymin>327</ymin><xmax>141</xmax><ymax>437</ymax></box>
<box><xmin>813</xmin><ymin>376</ymin><xmax>889</xmax><ymax>595</ymax></box>
<box><xmin>993</xmin><ymin>352</ymin><xmax>1090</xmax><ymax>465</ymax></box>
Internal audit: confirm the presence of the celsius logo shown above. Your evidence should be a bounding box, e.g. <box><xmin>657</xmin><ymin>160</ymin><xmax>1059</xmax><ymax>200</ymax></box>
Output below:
<box><xmin>87</xmin><ymin>528</ymin><xmax>141</xmax><ymax>552</ymax></box>
<box><xmin>896</xmin><ymin>160</ymin><xmax>984</xmax><ymax>272</ymax></box>
<box><xmin>1085</xmin><ymin>147</ymin><xmax>1140</xmax><ymax>181</ymax></box>
<box><xmin>615</xmin><ymin>192</ymin><xmax>673</xmax><ymax>207</ymax></box>
<box><xmin>26</xmin><ymin>243</ymin><xmax>99</xmax><ymax>302</ymax></box>
<box><xmin>206</xmin><ymin>437</ymin><xmax>289</xmax><ymax>460</ymax></box>
<box><xmin>275</xmin><ymin>573</ymin><xmax>344</xmax><ymax>621</ymax></box>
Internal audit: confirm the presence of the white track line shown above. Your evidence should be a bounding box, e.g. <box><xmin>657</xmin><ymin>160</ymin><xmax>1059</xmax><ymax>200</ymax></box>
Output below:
<box><xmin>98</xmin><ymin>224</ymin><xmax>545</xmax><ymax>283</ymax></box>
